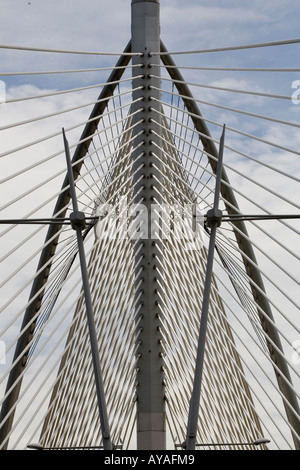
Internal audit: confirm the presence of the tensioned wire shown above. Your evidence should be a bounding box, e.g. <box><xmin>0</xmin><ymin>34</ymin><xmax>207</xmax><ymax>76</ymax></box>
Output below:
<box><xmin>151</xmin><ymin>84</ymin><xmax>300</xmax><ymax>130</ymax></box>
<box><xmin>0</xmin><ymin>36</ymin><xmax>290</xmax><ymax>440</ymax></box>
<box><xmin>152</xmin><ymin>180</ymin><xmax>298</xmax><ymax>382</ymax></box>
<box><xmin>151</xmin><ymin>63</ymin><xmax>300</xmax><ymax>73</ymax></box>
<box><xmin>7</xmin><ymin>294</ymin><xmax>142</xmax><ymax>450</ymax></box>
<box><xmin>35</xmin><ymin>170</ymin><xmax>296</xmax><ymax>430</ymax></box>
<box><xmin>97</xmin><ymin>186</ymin><xmax>243</xmax><ymax>444</ymax></box>
<box><xmin>149</xmin><ymin>231</ymin><xmax>259</xmax><ymax>445</ymax></box>
<box><xmin>3</xmin><ymin>37</ymin><xmax>299</xmax><ymax>56</ymax></box>
<box><xmin>160</xmin><ymin>333</ymin><xmax>252</xmax><ymax>449</ymax></box>
<box><xmin>1</xmin><ymin>46</ymin><xmax>298</xmax><ymax>151</ymax></box>
<box><xmin>224</xmin><ymin>241</ymin><xmax>300</xmax><ymax>349</ymax></box>
<box><xmin>4</xmin><ymin>75</ymin><xmax>142</xmax><ymax>104</ymax></box>
<box><xmin>0</xmin><ymin>126</ymin><xmax>142</xmax><ymax>225</ymax></box>
<box><xmin>151</xmin><ymin>198</ymin><xmax>299</xmax><ymax>447</ymax></box>
<box><xmin>0</xmin><ymin>88</ymin><xmax>143</xmax><ymax>160</ymax></box>
<box><xmin>0</xmin><ymin>179</ymin><xmax>145</xmax><ymax>448</ymax></box>
<box><xmin>7</xmin><ymin>64</ymin><xmax>300</xmax><ymax>76</ymax></box>
<box><xmin>0</xmin><ymin>63</ymin><xmax>142</xmax><ymax>77</ymax></box>
<box><xmin>211</xmin><ymin>249</ymin><xmax>300</xmax><ymax>394</ymax></box>
<box><xmin>151</xmin><ymin>160</ymin><xmax>300</xmax><ymax>344</ymax></box>
<box><xmin>0</xmin><ymin>128</ymin><xmax>144</xmax><ymax>289</ymax></box>
<box><xmin>216</xmin><ymin>219</ymin><xmax>300</xmax><ymax>321</ymax></box>
<box><xmin>151</xmin><ymin>121</ymin><xmax>300</xmax><ymax>211</ymax></box>
<box><xmin>150</xmin><ymin>184</ymin><xmax>257</xmax><ymax>354</ymax></box>
<box><xmin>150</xmin><ymin>122</ymin><xmax>300</xmax><ymax>278</ymax></box>
<box><xmin>29</xmin><ymin>257</ymin><xmax>142</xmax><ymax>450</ymax></box>
<box><xmin>27</xmin><ymin>214</ymin><xmax>116</xmax><ymax>360</ymax></box>
<box><xmin>214</xmin><ymin>234</ymin><xmax>281</xmax><ymax>351</ymax></box>
<box><xmin>151</xmin><ymin>120</ymin><xmax>300</xmax><ymax>223</ymax></box>
<box><xmin>151</xmin><ymin>217</ymin><xmax>275</xmax><ymax>446</ymax></box>
<box><xmin>2</xmin><ymin>36</ymin><xmax>300</xmax><ymax>448</ymax></box>
<box><xmin>161</xmin><ymin>332</ymin><xmax>264</xmax><ymax>449</ymax></box>
<box><xmin>0</xmin><ymin>160</ymin><xmax>145</xmax><ymax>358</ymax></box>
<box><xmin>208</xmin><ymin>278</ymin><xmax>297</xmax><ymax>447</ymax></box>
<box><xmin>215</xmin><ymin>230</ymin><xmax>300</xmax><ymax>345</ymax></box>
<box><xmin>0</xmin><ymin>86</ymin><xmax>143</xmax><ymax>133</ymax></box>
<box><xmin>150</xmin><ymin>74</ymin><xmax>292</xmax><ymax>101</ymax></box>
<box><xmin>0</xmin><ymin>111</ymin><xmax>144</xmax><ymax>216</ymax></box>
<box><xmin>150</xmin><ymin>106</ymin><xmax>300</xmax><ymax>185</ymax></box>
<box><xmin>150</xmin><ymin>172</ymin><xmax>300</xmax><ymax>383</ymax></box>
<box><xmin>0</xmin><ymin>97</ymin><xmax>142</xmax><ymax>166</ymax></box>
<box><xmin>29</xmin><ymin>207</ymin><xmax>146</xmax><ymax>450</ymax></box>
<box><xmin>0</xmin><ymin>43</ymin><xmax>141</xmax><ymax>56</ymax></box>
<box><xmin>0</xmin><ymin>228</ymin><xmax>77</xmax><ymax>362</ymax></box>
<box><xmin>0</xmin><ymin>101</ymin><xmax>143</xmax><ymax>187</ymax></box>
<box><xmin>3</xmin><ymin>188</ymin><xmax>296</xmax><ymax>448</ymax></box>
<box><xmin>150</xmin><ymin>37</ymin><xmax>300</xmax><ymax>56</ymax></box>
<box><xmin>27</xmin><ymin>238</ymin><xmax>82</xmax><ymax>359</ymax></box>
<box><xmin>150</xmin><ymin>138</ymin><xmax>300</xmax><ymax>295</ymax></box>
<box><xmin>159</xmin><ymin>262</ymin><xmax>293</xmax><ymax>450</ymax></box>
<box><xmin>32</xmin><ymin>237</ymin><xmax>144</xmax><ymax>428</ymax></box>
<box><xmin>150</xmin><ymin>95</ymin><xmax>300</xmax><ymax>159</ymax></box>
<box><xmin>209</xmin><ymin>268</ymin><xmax>300</xmax><ymax>446</ymax></box>
<box><xmin>2</xmin><ymin>164</ymin><xmax>146</xmax><ymax>350</ymax></box>
<box><xmin>150</xmin><ymin>111</ymin><xmax>300</xmax><ymax>272</ymax></box>
<box><xmin>0</xmin><ymin>81</ymin><xmax>141</xmax><ymax>140</ymax></box>
<box><xmin>0</xmin><ymin>153</ymin><xmax>144</xmax><ymax>356</ymax></box>
<box><xmin>217</xmin><ymin>216</ymin><xmax>300</xmax><ymax>331</ymax></box>
<box><xmin>152</xmin><ymin>94</ymin><xmax>300</xmax><ymax>334</ymax></box>
<box><xmin>163</xmin><ymin>317</ymin><xmax>293</xmax><ymax>449</ymax></box>
<box><xmin>67</xmin><ymin>118</ymin><xmax>144</xmax><ymax>203</ymax></box>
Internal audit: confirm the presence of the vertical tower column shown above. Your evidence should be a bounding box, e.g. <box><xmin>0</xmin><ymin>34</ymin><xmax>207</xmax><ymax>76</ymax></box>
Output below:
<box><xmin>131</xmin><ymin>0</ymin><xmax>166</xmax><ymax>450</ymax></box>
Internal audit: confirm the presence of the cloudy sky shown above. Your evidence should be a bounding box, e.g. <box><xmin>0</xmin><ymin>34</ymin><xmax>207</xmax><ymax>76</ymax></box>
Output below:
<box><xmin>1</xmin><ymin>0</ymin><xmax>300</xmax><ymax>450</ymax></box>
<box><xmin>0</xmin><ymin>0</ymin><xmax>300</xmax><ymax>69</ymax></box>
<box><xmin>0</xmin><ymin>0</ymin><xmax>300</xmax><ymax>113</ymax></box>
<box><xmin>1</xmin><ymin>0</ymin><xmax>300</xmax><ymax>134</ymax></box>
<box><xmin>0</xmin><ymin>0</ymin><xmax>300</xmax><ymax>53</ymax></box>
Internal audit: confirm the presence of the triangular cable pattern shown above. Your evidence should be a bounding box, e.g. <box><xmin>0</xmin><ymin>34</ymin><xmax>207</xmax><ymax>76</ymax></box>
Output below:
<box><xmin>38</xmin><ymin>104</ymin><xmax>265</xmax><ymax>449</ymax></box>
<box><xmin>1</xmin><ymin>3</ymin><xmax>300</xmax><ymax>451</ymax></box>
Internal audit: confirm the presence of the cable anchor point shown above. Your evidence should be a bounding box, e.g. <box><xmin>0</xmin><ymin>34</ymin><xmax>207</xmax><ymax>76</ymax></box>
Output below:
<box><xmin>69</xmin><ymin>211</ymin><xmax>87</xmax><ymax>231</ymax></box>
<box><xmin>205</xmin><ymin>208</ymin><xmax>223</xmax><ymax>228</ymax></box>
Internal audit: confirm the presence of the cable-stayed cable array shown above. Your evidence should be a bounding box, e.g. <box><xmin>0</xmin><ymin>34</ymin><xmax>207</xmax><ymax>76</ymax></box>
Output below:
<box><xmin>0</xmin><ymin>32</ymin><xmax>299</xmax><ymax>450</ymax></box>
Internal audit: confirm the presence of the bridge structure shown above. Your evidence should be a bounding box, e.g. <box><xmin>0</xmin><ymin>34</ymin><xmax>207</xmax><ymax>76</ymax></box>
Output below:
<box><xmin>0</xmin><ymin>0</ymin><xmax>300</xmax><ymax>450</ymax></box>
